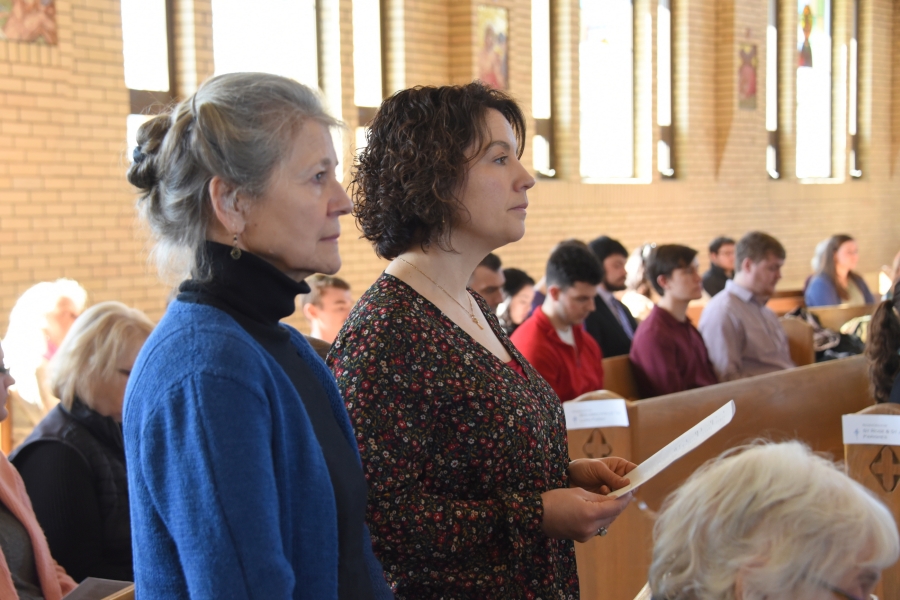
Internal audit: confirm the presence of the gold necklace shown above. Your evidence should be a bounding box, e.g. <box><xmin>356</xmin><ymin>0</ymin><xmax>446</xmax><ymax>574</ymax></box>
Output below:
<box><xmin>397</xmin><ymin>257</ymin><xmax>484</xmax><ymax>330</ymax></box>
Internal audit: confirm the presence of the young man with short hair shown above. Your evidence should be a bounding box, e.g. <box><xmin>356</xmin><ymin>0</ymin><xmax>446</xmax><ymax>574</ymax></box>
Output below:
<box><xmin>584</xmin><ymin>236</ymin><xmax>638</xmax><ymax>358</ymax></box>
<box><xmin>300</xmin><ymin>275</ymin><xmax>353</xmax><ymax>343</ymax></box>
<box><xmin>698</xmin><ymin>232</ymin><xmax>795</xmax><ymax>381</ymax></box>
<box><xmin>511</xmin><ymin>243</ymin><xmax>604</xmax><ymax>402</ymax></box>
<box><xmin>468</xmin><ymin>252</ymin><xmax>505</xmax><ymax>313</ymax></box>
<box><xmin>629</xmin><ymin>245</ymin><xmax>718</xmax><ymax>397</ymax></box>
<box><xmin>702</xmin><ymin>236</ymin><xmax>736</xmax><ymax>297</ymax></box>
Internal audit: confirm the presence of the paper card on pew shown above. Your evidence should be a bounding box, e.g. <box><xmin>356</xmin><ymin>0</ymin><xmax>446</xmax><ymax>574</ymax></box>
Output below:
<box><xmin>609</xmin><ymin>400</ymin><xmax>736</xmax><ymax>498</ymax></box>
<box><xmin>842</xmin><ymin>414</ymin><xmax>900</xmax><ymax>445</ymax></box>
<box><xmin>563</xmin><ymin>399</ymin><xmax>629</xmax><ymax>430</ymax></box>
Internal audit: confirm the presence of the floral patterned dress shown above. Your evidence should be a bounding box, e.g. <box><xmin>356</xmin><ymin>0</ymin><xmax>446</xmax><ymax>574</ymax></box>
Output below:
<box><xmin>327</xmin><ymin>274</ymin><xmax>578</xmax><ymax>599</ymax></box>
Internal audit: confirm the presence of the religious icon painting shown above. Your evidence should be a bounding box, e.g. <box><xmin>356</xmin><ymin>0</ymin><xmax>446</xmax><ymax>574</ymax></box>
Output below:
<box><xmin>738</xmin><ymin>43</ymin><xmax>758</xmax><ymax>110</ymax></box>
<box><xmin>476</xmin><ymin>5</ymin><xmax>509</xmax><ymax>90</ymax></box>
<box><xmin>0</xmin><ymin>0</ymin><xmax>58</xmax><ymax>45</ymax></box>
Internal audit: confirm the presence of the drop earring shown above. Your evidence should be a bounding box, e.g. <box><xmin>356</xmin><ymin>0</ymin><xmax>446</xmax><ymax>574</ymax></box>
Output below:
<box><xmin>230</xmin><ymin>233</ymin><xmax>242</xmax><ymax>260</ymax></box>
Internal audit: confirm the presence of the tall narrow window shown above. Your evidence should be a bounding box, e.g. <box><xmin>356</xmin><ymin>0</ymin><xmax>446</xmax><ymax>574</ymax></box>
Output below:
<box><xmin>353</xmin><ymin>0</ymin><xmax>384</xmax><ymax>156</ymax></box>
<box><xmin>121</xmin><ymin>0</ymin><xmax>175</xmax><ymax>161</ymax></box>
<box><xmin>766</xmin><ymin>0</ymin><xmax>780</xmax><ymax>178</ymax></box>
<box><xmin>657</xmin><ymin>0</ymin><xmax>674</xmax><ymax>177</ymax></box>
<box><xmin>579</xmin><ymin>0</ymin><xmax>634</xmax><ymax>179</ymax></box>
<box><xmin>532</xmin><ymin>0</ymin><xmax>554</xmax><ymax>177</ymax></box>
<box><xmin>848</xmin><ymin>0</ymin><xmax>861</xmax><ymax>178</ymax></box>
<box><xmin>353</xmin><ymin>0</ymin><xmax>384</xmax><ymax>109</ymax></box>
<box><xmin>212</xmin><ymin>0</ymin><xmax>318</xmax><ymax>87</ymax></box>
<box><xmin>795</xmin><ymin>0</ymin><xmax>831</xmax><ymax>178</ymax></box>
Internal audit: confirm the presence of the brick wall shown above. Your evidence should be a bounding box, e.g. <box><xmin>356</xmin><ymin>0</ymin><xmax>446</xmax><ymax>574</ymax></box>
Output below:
<box><xmin>1</xmin><ymin>0</ymin><xmax>898</xmax><ymax>335</ymax></box>
<box><xmin>0</xmin><ymin>0</ymin><xmax>166</xmax><ymax>335</ymax></box>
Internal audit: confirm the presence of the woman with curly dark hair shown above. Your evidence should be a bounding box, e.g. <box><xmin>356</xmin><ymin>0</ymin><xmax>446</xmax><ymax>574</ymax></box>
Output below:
<box><xmin>326</xmin><ymin>82</ymin><xmax>635</xmax><ymax>599</ymax></box>
<box><xmin>866</xmin><ymin>280</ymin><xmax>900</xmax><ymax>403</ymax></box>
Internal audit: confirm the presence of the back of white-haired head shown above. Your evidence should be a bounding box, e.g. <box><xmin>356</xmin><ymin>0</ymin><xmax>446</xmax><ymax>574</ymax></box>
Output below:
<box><xmin>649</xmin><ymin>441</ymin><xmax>899</xmax><ymax>600</ymax></box>
<box><xmin>2</xmin><ymin>279</ymin><xmax>88</xmax><ymax>405</ymax></box>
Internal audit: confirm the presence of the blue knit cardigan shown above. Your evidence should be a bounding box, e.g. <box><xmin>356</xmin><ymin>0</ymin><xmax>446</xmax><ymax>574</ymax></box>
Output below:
<box><xmin>123</xmin><ymin>301</ymin><xmax>393</xmax><ymax>599</ymax></box>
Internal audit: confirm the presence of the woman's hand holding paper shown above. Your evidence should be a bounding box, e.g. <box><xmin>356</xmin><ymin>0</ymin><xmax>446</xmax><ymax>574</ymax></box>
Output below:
<box><xmin>567</xmin><ymin>457</ymin><xmax>637</xmax><ymax>495</ymax></box>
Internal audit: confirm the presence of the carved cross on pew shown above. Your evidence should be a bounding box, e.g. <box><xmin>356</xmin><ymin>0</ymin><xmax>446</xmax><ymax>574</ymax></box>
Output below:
<box><xmin>582</xmin><ymin>429</ymin><xmax>612</xmax><ymax>458</ymax></box>
<box><xmin>870</xmin><ymin>446</ymin><xmax>900</xmax><ymax>493</ymax></box>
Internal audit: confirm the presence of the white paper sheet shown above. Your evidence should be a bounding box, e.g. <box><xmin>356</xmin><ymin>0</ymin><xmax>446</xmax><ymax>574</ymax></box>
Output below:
<box><xmin>842</xmin><ymin>414</ymin><xmax>900</xmax><ymax>445</ymax></box>
<box><xmin>609</xmin><ymin>400</ymin><xmax>736</xmax><ymax>498</ymax></box>
<box><xmin>563</xmin><ymin>399</ymin><xmax>629</xmax><ymax>430</ymax></box>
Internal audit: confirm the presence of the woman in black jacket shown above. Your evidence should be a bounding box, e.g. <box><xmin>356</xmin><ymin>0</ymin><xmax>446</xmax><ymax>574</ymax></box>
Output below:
<box><xmin>11</xmin><ymin>301</ymin><xmax>153</xmax><ymax>582</ymax></box>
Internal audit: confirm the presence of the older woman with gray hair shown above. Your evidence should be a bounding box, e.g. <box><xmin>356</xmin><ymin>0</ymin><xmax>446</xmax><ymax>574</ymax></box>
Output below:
<box><xmin>11</xmin><ymin>301</ymin><xmax>153</xmax><ymax>582</ymax></box>
<box><xmin>124</xmin><ymin>72</ymin><xmax>392</xmax><ymax>599</ymax></box>
<box><xmin>649</xmin><ymin>441</ymin><xmax>898</xmax><ymax>600</ymax></box>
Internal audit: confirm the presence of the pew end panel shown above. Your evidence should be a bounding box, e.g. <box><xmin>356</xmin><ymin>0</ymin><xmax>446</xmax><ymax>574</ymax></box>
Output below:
<box><xmin>630</xmin><ymin>356</ymin><xmax>874</xmax><ymax>513</ymax></box>
<box><xmin>844</xmin><ymin>403</ymin><xmax>900</xmax><ymax>600</ymax></box>
<box><xmin>567</xmin><ymin>393</ymin><xmax>649</xmax><ymax>600</ymax></box>
<box><xmin>601</xmin><ymin>356</ymin><xmax>640</xmax><ymax>400</ymax></box>
<box><xmin>779</xmin><ymin>316</ymin><xmax>816</xmax><ymax>367</ymax></box>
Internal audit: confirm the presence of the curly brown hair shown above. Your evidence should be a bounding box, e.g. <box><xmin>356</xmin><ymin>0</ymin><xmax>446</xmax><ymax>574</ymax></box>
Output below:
<box><xmin>866</xmin><ymin>280</ymin><xmax>900</xmax><ymax>402</ymax></box>
<box><xmin>351</xmin><ymin>82</ymin><xmax>526</xmax><ymax>259</ymax></box>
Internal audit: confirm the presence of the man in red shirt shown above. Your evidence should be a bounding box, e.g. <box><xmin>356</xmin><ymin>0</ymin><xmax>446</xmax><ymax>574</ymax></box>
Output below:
<box><xmin>629</xmin><ymin>244</ymin><xmax>718</xmax><ymax>397</ymax></box>
<box><xmin>511</xmin><ymin>242</ymin><xmax>604</xmax><ymax>401</ymax></box>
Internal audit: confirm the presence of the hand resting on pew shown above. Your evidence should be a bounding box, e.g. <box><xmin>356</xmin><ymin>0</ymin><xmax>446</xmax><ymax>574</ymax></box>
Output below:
<box><xmin>540</xmin><ymin>457</ymin><xmax>637</xmax><ymax>543</ymax></box>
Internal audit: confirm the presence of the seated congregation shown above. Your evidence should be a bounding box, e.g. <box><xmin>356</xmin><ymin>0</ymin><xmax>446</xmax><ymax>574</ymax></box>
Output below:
<box><xmin>0</xmin><ymin>73</ymin><xmax>897</xmax><ymax>600</ymax></box>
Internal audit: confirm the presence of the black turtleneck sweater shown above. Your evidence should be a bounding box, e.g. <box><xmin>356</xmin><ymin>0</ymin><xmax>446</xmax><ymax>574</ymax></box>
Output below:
<box><xmin>177</xmin><ymin>241</ymin><xmax>374</xmax><ymax>600</ymax></box>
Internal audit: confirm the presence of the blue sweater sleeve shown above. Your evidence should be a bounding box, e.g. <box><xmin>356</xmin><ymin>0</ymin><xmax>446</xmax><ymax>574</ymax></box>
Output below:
<box><xmin>805</xmin><ymin>275</ymin><xmax>840</xmax><ymax>307</ymax></box>
<box><xmin>135</xmin><ymin>374</ymin><xmax>296</xmax><ymax>599</ymax></box>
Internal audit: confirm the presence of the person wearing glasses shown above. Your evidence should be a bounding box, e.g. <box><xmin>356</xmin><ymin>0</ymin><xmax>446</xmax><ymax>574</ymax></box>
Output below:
<box><xmin>629</xmin><ymin>245</ymin><xmax>718</xmax><ymax>398</ymax></box>
<box><xmin>648</xmin><ymin>442</ymin><xmax>898</xmax><ymax>600</ymax></box>
<box><xmin>328</xmin><ymin>82</ymin><xmax>635</xmax><ymax>599</ymax></box>
<box><xmin>11</xmin><ymin>302</ymin><xmax>153</xmax><ymax>583</ymax></box>
<box><xmin>0</xmin><ymin>342</ymin><xmax>76</xmax><ymax>599</ymax></box>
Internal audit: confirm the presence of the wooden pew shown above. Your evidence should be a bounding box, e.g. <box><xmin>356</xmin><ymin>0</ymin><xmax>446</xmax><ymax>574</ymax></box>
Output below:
<box><xmin>765</xmin><ymin>288</ymin><xmax>806</xmax><ymax>316</ymax></box>
<box><xmin>809</xmin><ymin>303</ymin><xmax>877</xmax><ymax>331</ymax></box>
<box><xmin>681</xmin><ymin>289</ymin><xmax>805</xmax><ymax>334</ymax></box>
<box><xmin>844</xmin><ymin>403</ymin><xmax>900</xmax><ymax>600</ymax></box>
<box><xmin>601</xmin><ymin>355</ymin><xmax>640</xmax><ymax>400</ymax></box>
<box><xmin>570</xmin><ymin>355</ymin><xmax>874</xmax><ymax>600</ymax></box>
<box><xmin>567</xmin><ymin>391</ymin><xmax>650</xmax><ymax>600</ymax></box>
<box><xmin>779</xmin><ymin>317</ymin><xmax>815</xmax><ymax>366</ymax></box>
<box><xmin>602</xmin><ymin>315</ymin><xmax>815</xmax><ymax>403</ymax></box>
<box><xmin>0</xmin><ymin>408</ymin><xmax>11</xmax><ymax>455</ymax></box>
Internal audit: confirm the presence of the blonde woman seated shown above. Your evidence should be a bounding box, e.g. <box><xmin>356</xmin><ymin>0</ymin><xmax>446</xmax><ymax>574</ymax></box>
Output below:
<box><xmin>649</xmin><ymin>441</ymin><xmax>898</xmax><ymax>600</ymax></box>
<box><xmin>11</xmin><ymin>302</ymin><xmax>153</xmax><ymax>583</ymax></box>
<box><xmin>0</xmin><ymin>341</ymin><xmax>76</xmax><ymax>599</ymax></box>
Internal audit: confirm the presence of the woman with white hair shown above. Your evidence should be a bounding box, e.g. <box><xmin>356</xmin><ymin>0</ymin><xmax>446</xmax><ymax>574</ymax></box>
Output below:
<box><xmin>2</xmin><ymin>279</ymin><xmax>87</xmax><ymax>446</ymax></box>
<box><xmin>649</xmin><ymin>441</ymin><xmax>899</xmax><ymax>600</ymax></box>
<box><xmin>11</xmin><ymin>301</ymin><xmax>153</xmax><ymax>583</ymax></box>
<box><xmin>124</xmin><ymin>72</ymin><xmax>392</xmax><ymax>599</ymax></box>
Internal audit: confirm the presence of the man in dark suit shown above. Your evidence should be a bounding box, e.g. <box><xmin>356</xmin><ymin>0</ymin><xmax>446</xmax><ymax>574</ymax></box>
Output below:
<box><xmin>584</xmin><ymin>236</ymin><xmax>638</xmax><ymax>357</ymax></box>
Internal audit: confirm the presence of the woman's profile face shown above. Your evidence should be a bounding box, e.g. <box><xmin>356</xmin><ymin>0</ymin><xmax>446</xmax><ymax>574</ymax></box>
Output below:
<box><xmin>509</xmin><ymin>284</ymin><xmax>535</xmax><ymax>325</ymax></box>
<box><xmin>90</xmin><ymin>333</ymin><xmax>147</xmax><ymax>422</ymax></box>
<box><xmin>239</xmin><ymin>121</ymin><xmax>352</xmax><ymax>282</ymax></box>
<box><xmin>835</xmin><ymin>240</ymin><xmax>860</xmax><ymax>272</ymax></box>
<box><xmin>0</xmin><ymin>343</ymin><xmax>16</xmax><ymax>422</ymax></box>
<box><xmin>455</xmin><ymin>109</ymin><xmax>535</xmax><ymax>252</ymax></box>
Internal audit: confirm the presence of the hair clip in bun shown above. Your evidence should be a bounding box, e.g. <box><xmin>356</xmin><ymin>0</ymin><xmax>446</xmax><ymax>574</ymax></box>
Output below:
<box><xmin>133</xmin><ymin>146</ymin><xmax>145</xmax><ymax>164</ymax></box>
